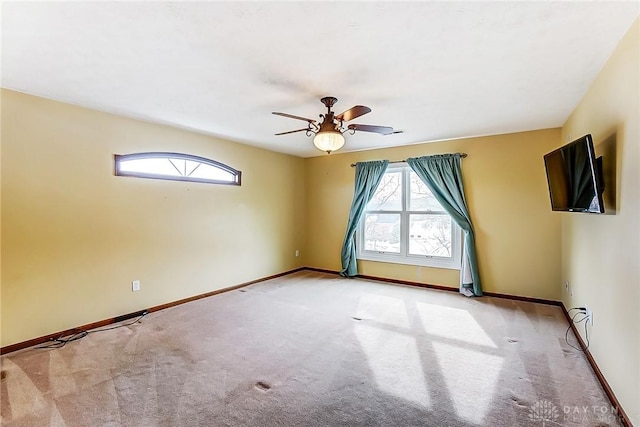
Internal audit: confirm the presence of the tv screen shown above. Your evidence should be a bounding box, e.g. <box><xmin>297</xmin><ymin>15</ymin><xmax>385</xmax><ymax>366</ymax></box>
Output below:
<box><xmin>543</xmin><ymin>134</ymin><xmax>605</xmax><ymax>213</ymax></box>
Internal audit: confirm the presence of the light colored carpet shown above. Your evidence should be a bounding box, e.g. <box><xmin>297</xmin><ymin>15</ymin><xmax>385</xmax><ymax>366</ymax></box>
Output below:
<box><xmin>1</xmin><ymin>271</ymin><xmax>621</xmax><ymax>426</ymax></box>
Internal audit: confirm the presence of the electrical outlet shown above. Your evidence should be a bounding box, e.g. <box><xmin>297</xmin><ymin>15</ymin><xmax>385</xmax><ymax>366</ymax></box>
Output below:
<box><xmin>585</xmin><ymin>306</ymin><xmax>593</xmax><ymax>326</ymax></box>
<box><xmin>564</xmin><ymin>280</ymin><xmax>572</xmax><ymax>296</ymax></box>
<box><xmin>295</xmin><ymin>249</ymin><xmax>300</xmax><ymax>257</ymax></box>
<box><xmin>132</xmin><ymin>280</ymin><xmax>141</xmax><ymax>292</ymax></box>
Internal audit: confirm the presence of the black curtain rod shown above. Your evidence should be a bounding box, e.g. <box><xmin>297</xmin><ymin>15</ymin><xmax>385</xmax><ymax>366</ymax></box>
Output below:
<box><xmin>350</xmin><ymin>153</ymin><xmax>468</xmax><ymax>167</ymax></box>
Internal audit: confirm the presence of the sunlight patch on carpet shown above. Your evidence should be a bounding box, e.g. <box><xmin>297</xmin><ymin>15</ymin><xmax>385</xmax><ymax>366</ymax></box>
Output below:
<box><xmin>49</xmin><ymin>350</ymin><xmax>77</xmax><ymax>398</ymax></box>
<box><xmin>2</xmin><ymin>358</ymin><xmax>48</xmax><ymax>419</ymax></box>
<box><xmin>433</xmin><ymin>342</ymin><xmax>503</xmax><ymax>424</ymax></box>
<box><xmin>355</xmin><ymin>294</ymin><xmax>410</xmax><ymax>329</ymax></box>
<box><xmin>354</xmin><ymin>323</ymin><xmax>431</xmax><ymax>409</ymax></box>
<box><xmin>416</xmin><ymin>302</ymin><xmax>497</xmax><ymax>348</ymax></box>
<box><xmin>49</xmin><ymin>403</ymin><xmax>66</xmax><ymax>427</ymax></box>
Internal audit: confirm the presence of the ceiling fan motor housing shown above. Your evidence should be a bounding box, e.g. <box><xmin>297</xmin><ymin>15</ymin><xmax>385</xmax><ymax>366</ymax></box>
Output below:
<box><xmin>318</xmin><ymin>112</ymin><xmax>341</xmax><ymax>133</ymax></box>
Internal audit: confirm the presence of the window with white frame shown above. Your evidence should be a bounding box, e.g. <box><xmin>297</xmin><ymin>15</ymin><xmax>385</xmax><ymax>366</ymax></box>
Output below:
<box><xmin>356</xmin><ymin>164</ymin><xmax>461</xmax><ymax>269</ymax></box>
<box><xmin>115</xmin><ymin>152</ymin><xmax>241</xmax><ymax>186</ymax></box>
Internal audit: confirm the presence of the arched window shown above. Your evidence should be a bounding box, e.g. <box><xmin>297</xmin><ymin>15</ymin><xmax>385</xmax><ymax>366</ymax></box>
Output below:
<box><xmin>115</xmin><ymin>152</ymin><xmax>241</xmax><ymax>186</ymax></box>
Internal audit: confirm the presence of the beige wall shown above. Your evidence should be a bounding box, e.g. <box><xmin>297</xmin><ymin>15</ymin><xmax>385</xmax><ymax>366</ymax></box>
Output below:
<box><xmin>560</xmin><ymin>19</ymin><xmax>639</xmax><ymax>425</ymax></box>
<box><xmin>305</xmin><ymin>128</ymin><xmax>563</xmax><ymax>300</ymax></box>
<box><xmin>1</xmin><ymin>89</ymin><xmax>307</xmax><ymax>347</ymax></box>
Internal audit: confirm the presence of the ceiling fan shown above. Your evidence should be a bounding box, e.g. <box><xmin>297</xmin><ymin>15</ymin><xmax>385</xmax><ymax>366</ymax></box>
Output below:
<box><xmin>273</xmin><ymin>96</ymin><xmax>403</xmax><ymax>154</ymax></box>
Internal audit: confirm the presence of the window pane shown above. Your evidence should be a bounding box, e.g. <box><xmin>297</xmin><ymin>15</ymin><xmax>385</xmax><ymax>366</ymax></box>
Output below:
<box><xmin>409</xmin><ymin>214</ymin><xmax>452</xmax><ymax>257</ymax></box>
<box><xmin>189</xmin><ymin>163</ymin><xmax>236</xmax><ymax>182</ymax></box>
<box><xmin>410</xmin><ymin>172</ymin><xmax>445</xmax><ymax>211</ymax></box>
<box><xmin>367</xmin><ymin>171</ymin><xmax>402</xmax><ymax>211</ymax></box>
<box><xmin>364</xmin><ymin>213</ymin><xmax>401</xmax><ymax>253</ymax></box>
<box><xmin>120</xmin><ymin>158</ymin><xmax>178</xmax><ymax>176</ymax></box>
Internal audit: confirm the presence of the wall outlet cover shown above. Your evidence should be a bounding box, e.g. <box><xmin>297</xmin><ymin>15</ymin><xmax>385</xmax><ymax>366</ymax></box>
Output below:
<box><xmin>585</xmin><ymin>306</ymin><xmax>593</xmax><ymax>325</ymax></box>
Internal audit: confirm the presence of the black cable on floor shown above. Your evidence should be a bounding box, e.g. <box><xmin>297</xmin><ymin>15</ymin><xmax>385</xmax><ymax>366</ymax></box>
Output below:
<box><xmin>37</xmin><ymin>311</ymin><xmax>148</xmax><ymax>350</ymax></box>
<box><xmin>565</xmin><ymin>308</ymin><xmax>590</xmax><ymax>352</ymax></box>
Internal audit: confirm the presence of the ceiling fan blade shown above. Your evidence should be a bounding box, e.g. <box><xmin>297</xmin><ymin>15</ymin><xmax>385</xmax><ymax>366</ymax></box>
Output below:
<box><xmin>272</xmin><ymin>112</ymin><xmax>317</xmax><ymax>123</ymax></box>
<box><xmin>275</xmin><ymin>128</ymin><xmax>309</xmax><ymax>136</ymax></box>
<box><xmin>336</xmin><ymin>105</ymin><xmax>371</xmax><ymax>122</ymax></box>
<box><xmin>348</xmin><ymin>124</ymin><xmax>401</xmax><ymax>135</ymax></box>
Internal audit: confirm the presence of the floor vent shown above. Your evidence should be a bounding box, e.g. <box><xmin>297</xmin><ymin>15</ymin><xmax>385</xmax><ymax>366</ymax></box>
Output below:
<box><xmin>255</xmin><ymin>381</ymin><xmax>271</xmax><ymax>391</ymax></box>
<box><xmin>114</xmin><ymin>310</ymin><xmax>147</xmax><ymax>323</ymax></box>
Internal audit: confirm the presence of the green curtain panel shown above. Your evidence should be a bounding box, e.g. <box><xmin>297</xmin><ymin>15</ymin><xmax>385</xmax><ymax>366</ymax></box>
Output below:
<box><xmin>407</xmin><ymin>154</ymin><xmax>482</xmax><ymax>296</ymax></box>
<box><xmin>340</xmin><ymin>160</ymin><xmax>389</xmax><ymax>277</ymax></box>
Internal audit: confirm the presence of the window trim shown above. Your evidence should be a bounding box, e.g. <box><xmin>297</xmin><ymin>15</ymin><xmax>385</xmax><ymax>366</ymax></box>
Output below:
<box><xmin>114</xmin><ymin>152</ymin><xmax>242</xmax><ymax>186</ymax></box>
<box><xmin>356</xmin><ymin>164</ymin><xmax>461</xmax><ymax>270</ymax></box>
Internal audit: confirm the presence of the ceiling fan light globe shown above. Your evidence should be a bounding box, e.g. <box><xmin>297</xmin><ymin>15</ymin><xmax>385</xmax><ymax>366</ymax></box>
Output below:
<box><xmin>313</xmin><ymin>131</ymin><xmax>345</xmax><ymax>154</ymax></box>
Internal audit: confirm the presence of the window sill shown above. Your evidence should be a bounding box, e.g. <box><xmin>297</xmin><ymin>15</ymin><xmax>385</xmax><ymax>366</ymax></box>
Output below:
<box><xmin>357</xmin><ymin>253</ymin><xmax>460</xmax><ymax>270</ymax></box>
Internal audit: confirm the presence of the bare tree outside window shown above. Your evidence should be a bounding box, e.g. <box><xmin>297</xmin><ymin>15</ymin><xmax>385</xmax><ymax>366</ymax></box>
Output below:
<box><xmin>364</xmin><ymin>214</ymin><xmax>401</xmax><ymax>252</ymax></box>
<box><xmin>368</xmin><ymin>172</ymin><xmax>402</xmax><ymax>211</ymax></box>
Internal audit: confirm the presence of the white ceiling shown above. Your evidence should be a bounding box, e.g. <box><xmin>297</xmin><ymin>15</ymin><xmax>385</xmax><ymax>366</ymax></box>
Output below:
<box><xmin>2</xmin><ymin>2</ymin><xmax>638</xmax><ymax>158</ymax></box>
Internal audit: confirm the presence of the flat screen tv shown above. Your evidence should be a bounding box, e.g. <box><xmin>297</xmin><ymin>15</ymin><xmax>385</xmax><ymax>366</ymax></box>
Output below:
<box><xmin>543</xmin><ymin>134</ymin><xmax>605</xmax><ymax>213</ymax></box>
